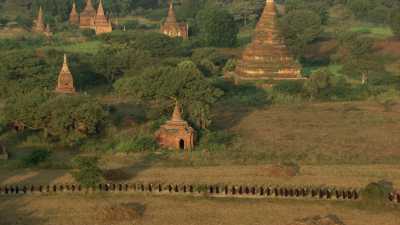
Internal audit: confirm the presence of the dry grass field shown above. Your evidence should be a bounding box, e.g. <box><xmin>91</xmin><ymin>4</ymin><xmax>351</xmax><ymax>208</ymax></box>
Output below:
<box><xmin>0</xmin><ymin>194</ymin><xmax>399</xmax><ymax>225</ymax></box>
<box><xmin>214</xmin><ymin>101</ymin><xmax>400</xmax><ymax>165</ymax></box>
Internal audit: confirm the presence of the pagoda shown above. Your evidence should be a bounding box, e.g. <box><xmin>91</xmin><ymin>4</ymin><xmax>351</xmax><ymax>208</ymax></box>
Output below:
<box><xmin>33</xmin><ymin>6</ymin><xmax>45</xmax><ymax>33</ymax></box>
<box><xmin>69</xmin><ymin>1</ymin><xmax>80</xmax><ymax>26</ymax></box>
<box><xmin>155</xmin><ymin>102</ymin><xmax>195</xmax><ymax>150</ymax></box>
<box><xmin>55</xmin><ymin>54</ymin><xmax>76</xmax><ymax>94</ymax></box>
<box><xmin>94</xmin><ymin>0</ymin><xmax>112</xmax><ymax>34</ymax></box>
<box><xmin>79</xmin><ymin>0</ymin><xmax>96</xmax><ymax>29</ymax></box>
<box><xmin>160</xmin><ymin>1</ymin><xmax>189</xmax><ymax>39</ymax></box>
<box><xmin>235</xmin><ymin>0</ymin><xmax>302</xmax><ymax>81</ymax></box>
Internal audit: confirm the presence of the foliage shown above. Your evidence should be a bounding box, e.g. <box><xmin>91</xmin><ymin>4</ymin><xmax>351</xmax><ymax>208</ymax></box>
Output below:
<box><xmin>115</xmin><ymin>135</ymin><xmax>158</xmax><ymax>153</ymax></box>
<box><xmin>375</xmin><ymin>88</ymin><xmax>400</xmax><ymax>112</ymax></box>
<box><xmin>279</xmin><ymin>9</ymin><xmax>322</xmax><ymax>57</ymax></box>
<box><xmin>216</xmin><ymin>81</ymin><xmax>270</xmax><ymax>108</ymax></box>
<box><xmin>4</xmin><ymin>92</ymin><xmax>109</xmax><ymax>146</ymax></box>
<box><xmin>114</xmin><ymin>65</ymin><xmax>223</xmax><ymax>129</ymax></box>
<box><xmin>197</xmin><ymin>130</ymin><xmax>235</xmax><ymax>152</ymax></box>
<box><xmin>273</xmin><ymin>80</ymin><xmax>305</xmax><ymax>95</ymax></box>
<box><xmin>362</xmin><ymin>180</ymin><xmax>394</xmax><ymax>204</ymax></box>
<box><xmin>196</xmin><ymin>7</ymin><xmax>239</xmax><ymax>47</ymax></box>
<box><xmin>304</xmin><ymin>69</ymin><xmax>334</xmax><ymax>99</ymax></box>
<box><xmin>21</xmin><ymin>149</ymin><xmax>51</xmax><ymax>167</ymax></box>
<box><xmin>94</xmin><ymin>45</ymin><xmax>154</xmax><ymax>82</ymax></box>
<box><xmin>71</xmin><ymin>156</ymin><xmax>103</xmax><ymax>188</ymax></box>
<box><xmin>334</xmin><ymin>32</ymin><xmax>380</xmax><ymax>83</ymax></box>
<box><xmin>390</xmin><ymin>11</ymin><xmax>400</xmax><ymax>37</ymax></box>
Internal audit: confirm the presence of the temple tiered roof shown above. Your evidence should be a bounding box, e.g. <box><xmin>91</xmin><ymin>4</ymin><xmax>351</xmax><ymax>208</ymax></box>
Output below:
<box><xmin>235</xmin><ymin>0</ymin><xmax>302</xmax><ymax>80</ymax></box>
<box><xmin>69</xmin><ymin>1</ymin><xmax>79</xmax><ymax>26</ymax></box>
<box><xmin>94</xmin><ymin>0</ymin><xmax>112</xmax><ymax>34</ymax></box>
<box><xmin>79</xmin><ymin>0</ymin><xmax>96</xmax><ymax>29</ymax></box>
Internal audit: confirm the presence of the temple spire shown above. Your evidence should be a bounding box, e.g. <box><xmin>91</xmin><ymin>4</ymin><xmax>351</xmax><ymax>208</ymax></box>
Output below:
<box><xmin>69</xmin><ymin>1</ymin><xmax>79</xmax><ymax>25</ymax></box>
<box><xmin>33</xmin><ymin>6</ymin><xmax>45</xmax><ymax>32</ymax></box>
<box><xmin>97</xmin><ymin>0</ymin><xmax>105</xmax><ymax>16</ymax></box>
<box><xmin>166</xmin><ymin>0</ymin><xmax>177</xmax><ymax>24</ymax></box>
<box><xmin>171</xmin><ymin>101</ymin><xmax>183</xmax><ymax>122</ymax></box>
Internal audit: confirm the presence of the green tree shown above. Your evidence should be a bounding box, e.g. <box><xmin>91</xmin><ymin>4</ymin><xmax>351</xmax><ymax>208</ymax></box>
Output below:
<box><xmin>304</xmin><ymin>69</ymin><xmax>333</xmax><ymax>99</ymax></box>
<box><xmin>4</xmin><ymin>93</ymin><xmax>108</xmax><ymax>146</ymax></box>
<box><xmin>280</xmin><ymin>9</ymin><xmax>322</xmax><ymax>58</ymax></box>
<box><xmin>390</xmin><ymin>11</ymin><xmax>400</xmax><ymax>38</ymax></box>
<box><xmin>71</xmin><ymin>156</ymin><xmax>103</xmax><ymax>188</ymax></box>
<box><xmin>335</xmin><ymin>32</ymin><xmax>380</xmax><ymax>84</ymax></box>
<box><xmin>114</xmin><ymin>65</ymin><xmax>223</xmax><ymax>129</ymax></box>
<box><xmin>196</xmin><ymin>7</ymin><xmax>239</xmax><ymax>47</ymax></box>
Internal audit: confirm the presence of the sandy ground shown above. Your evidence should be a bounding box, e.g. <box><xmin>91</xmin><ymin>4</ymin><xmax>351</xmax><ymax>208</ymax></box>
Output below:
<box><xmin>0</xmin><ymin>194</ymin><xmax>399</xmax><ymax>225</ymax></box>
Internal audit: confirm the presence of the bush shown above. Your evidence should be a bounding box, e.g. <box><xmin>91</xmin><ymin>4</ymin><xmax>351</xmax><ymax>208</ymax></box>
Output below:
<box><xmin>198</xmin><ymin>130</ymin><xmax>235</xmax><ymax>152</ymax></box>
<box><xmin>115</xmin><ymin>135</ymin><xmax>158</xmax><ymax>153</ymax></box>
<box><xmin>21</xmin><ymin>149</ymin><xmax>51</xmax><ymax>167</ymax></box>
<box><xmin>273</xmin><ymin>80</ymin><xmax>305</xmax><ymax>95</ymax></box>
<box><xmin>362</xmin><ymin>180</ymin><xmax>394</xmax><ymax>203</ymax></box>
<box><xmin>375</xmin><ymin>88</ymin><xmax>400</xmax><ymax>111</ymax></box>
<box><xmin>71</xmin><ymin>156</ymin><xmax>103</xmax><ymax>188</ymax></box>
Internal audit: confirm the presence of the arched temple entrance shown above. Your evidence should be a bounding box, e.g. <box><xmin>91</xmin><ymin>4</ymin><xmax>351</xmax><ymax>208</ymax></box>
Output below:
<box><xmin>179</xmin><ymin>139</ymin><xmax>185</xmax><ymax>150</ymax></box>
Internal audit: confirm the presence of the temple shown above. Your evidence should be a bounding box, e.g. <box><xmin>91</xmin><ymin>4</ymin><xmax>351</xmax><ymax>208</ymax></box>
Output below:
<box><xmin>235</xmin><ymin>0</ymin><xmax>302</xmax><ymax>81</ymax></box>
<box><xmin>33</xmin><ymin>6</ymin><xmax>45</xmax><ymax>33</ymax></box>
<box><xmin>160</xmin><ymin>1</ymin><xmax>189</xmax><ymax>39</ymax></box>
<box><xmin>55</xmin><ymin>54</ymin><xmax>76</xmax><ymax>94</ymax></box>
<box><xmin>69</xmin><ymin>1</ymin><xmax>79</xmax><ymax>26</ymax></box>
<box><xmin>71</xmin><ymin>0</ymin><xmax>112</xmax><ymax>34</ymax></box>
<box><xmin>79</xmin><ymin>0</ymin><xmax>96</xmax><ymax>29</ymax></box>
<box><xmin>93</xmin><ymin>0</ymin><xmax>113</xmax><ymax>34</ymax></box>
<box><xmin>155</xmin><ymin>102</ymin><xmax>195</xmax><ymax>150</ymax></box>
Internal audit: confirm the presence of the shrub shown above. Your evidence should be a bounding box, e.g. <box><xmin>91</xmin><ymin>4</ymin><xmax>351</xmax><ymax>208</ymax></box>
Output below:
<box><xmin>362</xmin><ymin>180</ymin><xmax>394</xmax><ymax>203</ymax></box>
<box><xmin>198</xmin><ymin>130</ymin><xmax>235</xmax><ymax>152</ymax></box>
<box><xmin>375</xmin><ymin>88</ymin><xmax>400</xmax><ymax>111</ymax></box>
<box><xmin>123</xmin><ymin>20</ymin><xmax>140</xmax><ymax>30</ymax></box>
<box><xmin>115</xmin><ymin>135</ymin><xmax>158</xmax><ymax>153</ymax></box>
<box><xmin>71</xmin><ymin>156</ymin><xmax>103</xmax><ymax>188</ymax></box>
<box><xmin>21</xmin><ymin>149</ymin><xmax>51</xmax><ymax>167</ymax></box>
<box><xmin>273</xmin><ymin>80</ymin><xmax>305</xmax><ymax>95</ymax></box>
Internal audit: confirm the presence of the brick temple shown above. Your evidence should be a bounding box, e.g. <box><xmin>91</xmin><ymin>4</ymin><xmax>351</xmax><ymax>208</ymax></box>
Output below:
<box><xmin>235</xmin><ymin>0</ymin><xmax>302</xmax><ymax>81</ymax></box>
<box><xmin>69</xmin><ymin>1</ymin><xmax>79</xmax><ymax>26</ymax></box>
<box><xmin>33</xmin><ymin>6</ymin><xmax>52</xmax><ymax>36</ymax></box>
<box><xmin>71</xmin><ymin>0</ymin><xmax>112</xmax><ymax>35</ymax></box>
<box><xmin>93</xmin><ymin>0</ymin><xmax>113</xmax><ymax>35</ymax></box>
<box><xmin>155</xmin><ymin>102</ymin><xmax>195</xmax><ymax>150</ymax></box>
<box><xmin>55</xmin><ymin>54</ymin><xmax>76</xmax><ymax>94</ymax></box>
<box><xmin>160</xmin><ymin>1</ymin><xmax>189</xmax><ymax>39</ymax></box>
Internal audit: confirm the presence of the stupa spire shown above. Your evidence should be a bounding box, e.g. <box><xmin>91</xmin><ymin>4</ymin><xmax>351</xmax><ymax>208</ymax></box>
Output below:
<box><xmin>69</xmin><ymin>1</ymin><xmax>79</xmax><ymax>25</ymax></box>
<box><xmin>97</xmin><ymin>0</ymin><xmax>105</xmax><ymax>16</ymax></box>
<box><xmin>171</xmin><ymin>101</ymin><xmax>183</xmax><ymax>122</ymax></box>
<box><xmin>166</xmin><ymin>0</ymin><xmax>177</xmax><ymax>24</ymax></box>
<box><xmin>33</xmin><ymin>6</ymin><xmax>45</xmax><ymax>32</ymax></box>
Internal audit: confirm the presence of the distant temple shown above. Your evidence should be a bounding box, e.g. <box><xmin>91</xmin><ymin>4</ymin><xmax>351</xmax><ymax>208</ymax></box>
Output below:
<box><xmin>55</xmin><ymin>54</ymin><xmax>76</xmax><ymax>94</ymax></box>
<box><xmin>93</xmin><ymin>0</ymin><xmax>113</xmax><ymax>34</ymax></box>
<box><xmin>69</xmin><ymin>1</ymin><xmax>80</xmax><ymax>26</ymax></box>
<box><xmin>33</xmin><ymin>6</ymin><xmax>45</xmax><ymax>32</ymax></box>
<box><xmin>33</xmin><ymin>6</ymin><xmax>52</xmax><ymax>36</ymax></box>
<box><xmin>155</xmin><ymin>102</ymin><xmax>195</xmax><ymax>150</ymax></box>
<box><xmin>160</xmin><ymin>1</ymin><xmax>189</xmax><ymax>39</ymax></box>
<box><xmin>70</xmin><ymin>0</ymin><xmax>112</xmax><ymax>35</ymax></box>
<box><xmin>235</xmin><ymin>0</ymin><xmax>302</xmax><ymax>81</ymax></box>
<box><xmin>79</xmin><ymin>0</ymin><xmax>96</xmax><ymax>29</ymax></box>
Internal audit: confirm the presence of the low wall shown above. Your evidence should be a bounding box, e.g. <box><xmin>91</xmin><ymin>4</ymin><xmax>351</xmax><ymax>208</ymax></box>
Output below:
<box><xmin>0</xmin><ymin>183</ymin><xmax>398</xmax><ymax>203</ymax></box>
